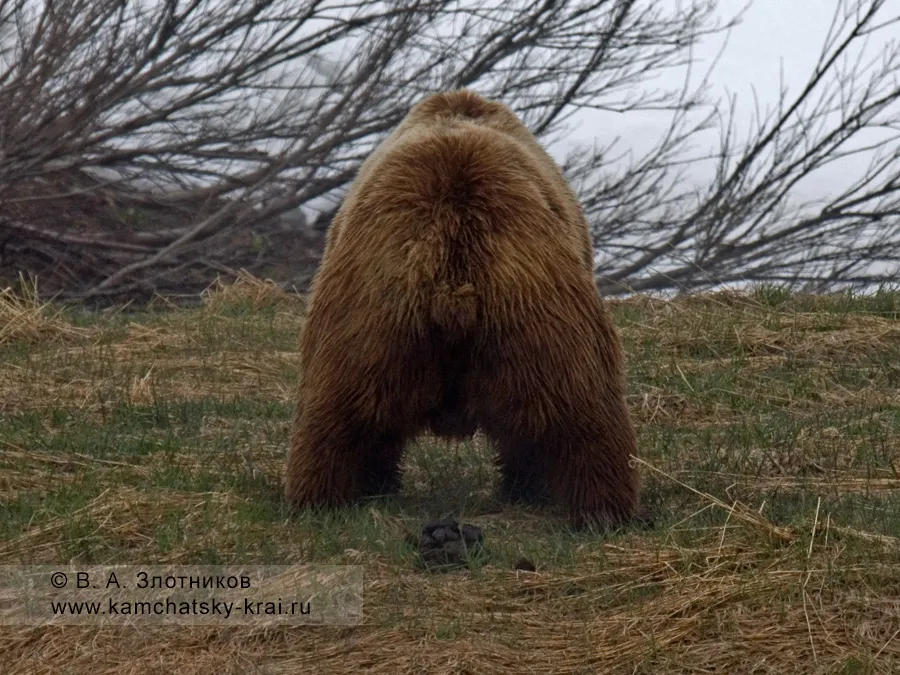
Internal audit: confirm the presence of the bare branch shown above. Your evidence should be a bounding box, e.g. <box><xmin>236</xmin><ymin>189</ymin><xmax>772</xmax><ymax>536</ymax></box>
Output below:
<box><xmin>2</xmin><ymin>0</ymin><xmax>897</xmax><ymax>302</ymax></box>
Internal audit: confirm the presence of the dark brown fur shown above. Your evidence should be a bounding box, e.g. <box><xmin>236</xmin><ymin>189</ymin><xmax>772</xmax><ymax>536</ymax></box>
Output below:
<box><xmin>284</xmin><ymin>89</ymin><xmax>641</xmax><ymax>529</ymax></box>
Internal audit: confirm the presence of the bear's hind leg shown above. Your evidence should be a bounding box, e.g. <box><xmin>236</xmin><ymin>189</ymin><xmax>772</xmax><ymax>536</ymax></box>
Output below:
<box><xmin>475</xmin><ymin>315</ymin><xmax>640</xmax><ymax>529</ymax></box>
<box><xmin>490</xmin><ymin>418</ymin><xmax>638</xmax><ymax>530</ymax></box>
<box><xmin>547</xmin><ymin>425</ymin><xmax>639</xmax><ymax>531</ymax></box>
<box><xmin>285</xmin><ymin>399</ymin><xmax>407</xmax><ymax>509</ymax></box>
<box><xmin>360</xmin><ymin>432</ymin><xmax>406</xmax><ymax>498</ymax></box>
<box><xmin>494</xmin><ymin>439</ymin><xmax>551</xmax><ymax>505</ymax></box>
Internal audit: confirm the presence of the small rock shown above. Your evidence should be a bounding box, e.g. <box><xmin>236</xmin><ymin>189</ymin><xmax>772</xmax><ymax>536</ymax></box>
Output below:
<box><xmin>422</xmin><ymin>518</ymin><xmax>458</xmax><ymax>534</ymax></box>
<box><xmin>461</xmin><ymin>524</ymin><xmax>483</xmax><ymax>545</ymax></box>
<box><xmin>408</xmin><ymin>518</ymin><xmax>486</xmax><ymax>572</ymax></box>
<box><xmin>514</xmin><ymin>557</ymin><xmax>536</xmax><ymax>572</ymax></box>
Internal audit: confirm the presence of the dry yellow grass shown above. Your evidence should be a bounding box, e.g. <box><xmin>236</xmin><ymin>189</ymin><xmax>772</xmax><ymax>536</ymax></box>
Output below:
<box><xmin>0</xmin><ymin>278</ymin><xmax>89</xmax><ymax>345</ymax></box>
<box><xmin>201</xmin><ymin>269</ymin><xmax>304</xmax><ymax>313</ymax></box>
<box><xmin>0</xmin><ymin>277</ymin><xmax>898</xmax><ymax>674</ymax></box>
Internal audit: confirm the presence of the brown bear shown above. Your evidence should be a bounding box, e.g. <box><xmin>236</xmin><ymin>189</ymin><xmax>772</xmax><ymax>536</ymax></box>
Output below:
<box><xmin>284</xmin><ymin>89</ymin><xmax>641</xmax><ymax>529</ymax></box>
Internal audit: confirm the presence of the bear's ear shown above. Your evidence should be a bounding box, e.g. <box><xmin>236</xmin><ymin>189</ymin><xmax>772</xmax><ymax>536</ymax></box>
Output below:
<box><xmin>443</xmin><ymin>90</ymin><xmax>492</xmax><ymax>120</ymax></box>
<box><xmin>409</xmin><ymin>90</ymin><xmax>496</xmax><ymax>126</ymax></box>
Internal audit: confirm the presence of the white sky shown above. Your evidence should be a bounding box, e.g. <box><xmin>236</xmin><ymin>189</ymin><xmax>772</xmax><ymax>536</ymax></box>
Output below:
<box><xmin>556</xmin><ymin>0</ymin><xmax>896</xmax><ymax>202</ymax></box>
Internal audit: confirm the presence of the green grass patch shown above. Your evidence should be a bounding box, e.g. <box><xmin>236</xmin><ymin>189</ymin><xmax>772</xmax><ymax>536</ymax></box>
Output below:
<box><xmin>1</xmin><ymin>282</ymin><xmax>899</xmax><ymax>674</ymax></box>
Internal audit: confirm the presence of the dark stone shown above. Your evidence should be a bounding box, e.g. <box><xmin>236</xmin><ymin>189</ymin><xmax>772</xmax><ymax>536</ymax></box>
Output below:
<box><xmin>408</xmin><ymin>518</ymin><xmax>486</xmax><ymax>572</ymax></box>
<box><xmin>422</xmin><ymin>518</ymin><xmax>459</xmax><ymax>534</ymax></box>
<box><xmin>514</xmin><ymin>557</ymin><xmax>536</xmax><ymax>572</ymax></box>
<box><xmin>460</xmin><ymin>524</ymin><xmax>483</xmax><ymax>545</ymax></box>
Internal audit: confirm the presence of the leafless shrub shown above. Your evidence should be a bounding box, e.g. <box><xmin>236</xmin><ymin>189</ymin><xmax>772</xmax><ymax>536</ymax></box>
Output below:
<box><xmin>0</xmin><ymin>0</ymin><xmax>897</xmax><ymax>302</ymax></box>
<box><xmin>585</xmin><ymin>0</ymin><xmax>900</xmax><ymax>294</ymax></box>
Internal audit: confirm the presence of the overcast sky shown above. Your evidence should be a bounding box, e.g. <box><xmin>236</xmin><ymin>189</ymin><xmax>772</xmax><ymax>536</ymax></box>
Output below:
<box><xmin>556</xmin><ymin>0</ymin><xmax>896</xmax><ymax>203</ymax></box>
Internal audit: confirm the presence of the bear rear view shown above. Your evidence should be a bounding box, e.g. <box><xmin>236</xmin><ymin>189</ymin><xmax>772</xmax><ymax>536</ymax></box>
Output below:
<box><xmin>284</xmin><ymin>89</ymin><xmax>642</xmax><ymax>529</ymax></box>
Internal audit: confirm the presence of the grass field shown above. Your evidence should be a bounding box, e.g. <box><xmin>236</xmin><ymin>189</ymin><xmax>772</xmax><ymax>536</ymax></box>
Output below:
<box><xmin>1</xmin><ymin>274</ymin><xmax>899</xmax><ymax>674</ymax></box>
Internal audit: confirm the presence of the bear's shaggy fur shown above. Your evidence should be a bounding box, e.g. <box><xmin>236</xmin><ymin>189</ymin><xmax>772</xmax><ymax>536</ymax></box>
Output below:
<box><xmin>284</xmin><ymin>89</ymin><xmax>641</xmax><ymax>528</ymax></box>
